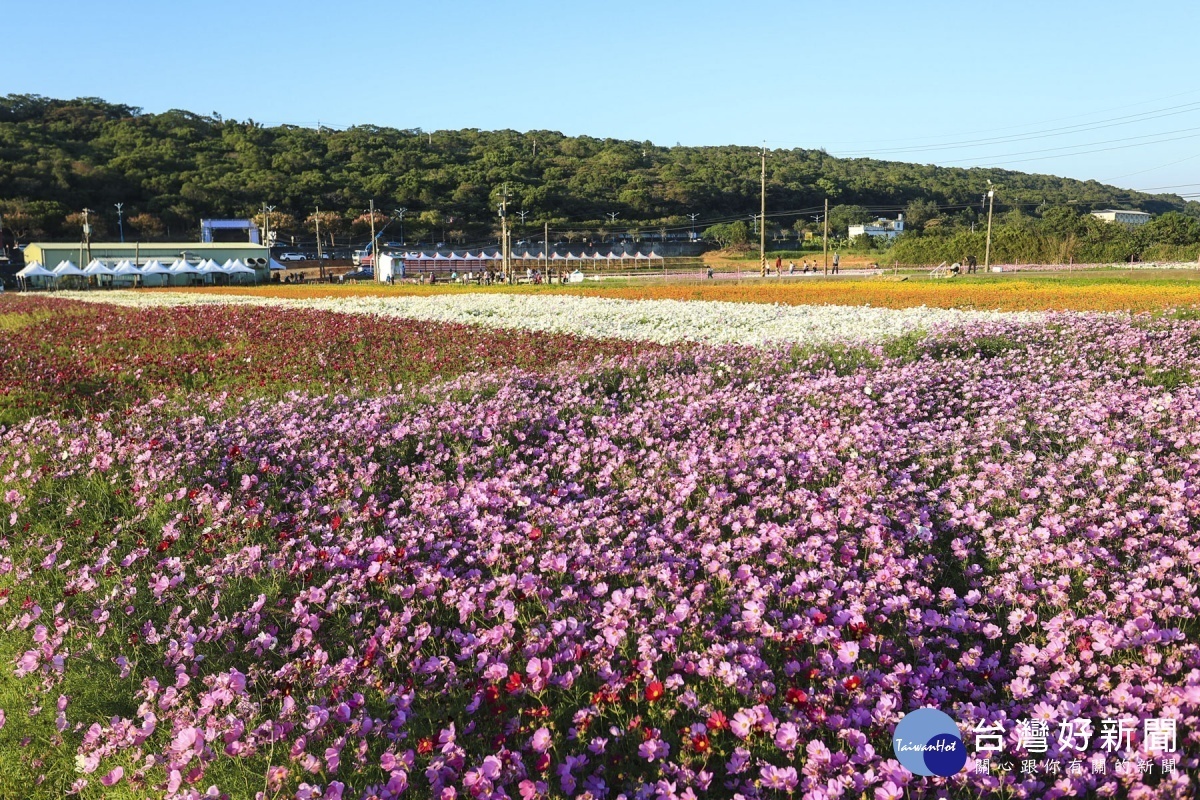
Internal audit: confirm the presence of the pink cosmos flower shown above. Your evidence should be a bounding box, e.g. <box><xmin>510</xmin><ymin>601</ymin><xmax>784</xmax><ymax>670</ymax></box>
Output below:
<box><xmin>530</xmin><ymin>726</ymin><xmax>552</xmax><ymax>752</ymax></box>
<box><xmin>775</xmin><ymin>721</ymin><xmax>800</xmax><ymax>752</ymax></box>
<box><xmin>761</xmin><ymin>764</ymin><xmax>799</xmax><ymax>790</ymax></box>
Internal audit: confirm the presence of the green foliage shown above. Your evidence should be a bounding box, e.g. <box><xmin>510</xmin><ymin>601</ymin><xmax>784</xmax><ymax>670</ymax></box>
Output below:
<box><xmin>701</xmin><ymin>220</ymin><xmax>751</xmax><ymax>248</ymax></box>
<box><xmin>827</xmin><ymin>204</ymin><xmax>873</xmax><ymax>237</ymax></box>
<box><xmin>904</xmin><ymin>198</ymin><xmax>941</xmax><ymax>231</ymax></box>
<box><xmin>883</xmin><ymin>206</ymin><xmax>1200</xmax><ymax>266</ymax></box>
<box><xmin>0</xmin><ymin>94</ymin><xmax>1195</xmax><ymax>245</ymax></box>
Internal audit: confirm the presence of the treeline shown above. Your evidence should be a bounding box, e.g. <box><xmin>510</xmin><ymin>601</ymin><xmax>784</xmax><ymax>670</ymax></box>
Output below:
<box><xmin>0</xmin><ymin>94</ymin><xmax>1196</xmax><ymax>247</ymax></box>
<box><xmin>882</xmin><ymin>207</ymin><xmax>1200</xmax><ymax>266</ymax></box>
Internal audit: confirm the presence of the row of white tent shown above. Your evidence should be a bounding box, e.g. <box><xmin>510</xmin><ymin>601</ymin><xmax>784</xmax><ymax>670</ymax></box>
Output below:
<box><xmin>15</xmin><ymin>258</ymin><xmax>259</xmax><ymax>286</ymax></box>
<box><xmin>397</xmin><ymin>250</ymin><xmax>664</xmax><ymax>262</ymax></box>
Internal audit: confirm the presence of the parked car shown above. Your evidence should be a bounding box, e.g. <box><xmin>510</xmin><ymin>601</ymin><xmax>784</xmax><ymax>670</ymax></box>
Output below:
<box><xmin>340</xmin><ymin>268</ymin><xmax>374</xmax><ymax>282</ymax></box>
<box><xmin>279</xmin><ymin>252</ymin><xmax>306</xmax><ymax>262</ymax></box>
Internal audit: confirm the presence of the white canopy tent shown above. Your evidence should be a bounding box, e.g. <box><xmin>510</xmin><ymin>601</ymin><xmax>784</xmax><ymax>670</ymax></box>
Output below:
<box><xmin>139</xmin><ymin>260</ymin><xmax>172</xmax><ymax>287</ymax></box>
<box><xmin>195</xmin><ymin>260</ymin><xmax>225</xmax><ymax>284</ymax></box>
<box><xmin>226</xmin><ymin>261</ymin><xmax>257</xmax><ymax>284</ymax></box>
<box><xmin>168</xmin><ymin>259</ymin><xmax>203</xmax><ymax>286</ymax></box>
<box><xmin>16</xmin><ymin>261</ymin><xmax>57</xmax><ymax>290</ymax></box>
<box><xmin>52</xmin><ymin>260</ymin><xmax>88</xmax><ymax>288</ymax></box>
<box><xmin>84</xmin><ymin>260</ymin><xmax>116</xmax><ymax>274</ymax></box>
<box><xmin>84</xmin><ymin>259</ymin><xmax>116</xmax><ymax>287</ymax></box>
<box><xmin>112</xmin><ymin>261</ymin><xmax>142</xmax><ymax>287</ymax></box>
<box><xmin>53</xmin><ymin>260</ymin><xmax>86</xmax><ymax>276</ymax></box>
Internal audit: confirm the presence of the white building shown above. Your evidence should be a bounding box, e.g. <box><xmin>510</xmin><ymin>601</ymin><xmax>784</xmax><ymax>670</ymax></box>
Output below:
<box><xmin>1090</xmin><ymin>209</ymin><xmax>1152</xmax><ymax>227</ymax></box>
<box><xmin>849</xmin><ymin>213</ymin><xmax>905</xmax><ymax>240</ymax></box>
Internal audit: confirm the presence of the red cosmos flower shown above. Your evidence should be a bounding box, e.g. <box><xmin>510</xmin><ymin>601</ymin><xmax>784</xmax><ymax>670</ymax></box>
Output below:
<box><xmin>811</xmin><ymin>611</ymin><xmax>827</xmax><ymax>625</ymax></box>
<box><xmin>505</xmin><ymin>672</ymin><xmax>523</xmax><ymax>694</ymax></box>
<box><xmin>534</xmin><ymin>752</ymin><xmax>551</xmax><ymax>772</ymax></box>
<box><xmin>706</xmin><ymin>711</ymin><xmax>729</xmax><ymax>732</ymax></box>
<box><xmin>417</xmin><ymin>737</ymin><xmax>434</xmax><ymax>755</ymax></box>
<box><xmin>691</xmin><ymin>734</ymin><xmax>710</xmax><ymax>754</ymax></box>
<box><xmin>847</xmin><ymin>621</ymin><xmax>869</xmax><ymax>639</ymax></box>
<box><xmin>330</xmin><ymin>514</ymin><xmax>342</xmax><ymax>532</ymax></box>
<box><xmin>807</xmin><ymin>667</ymin><xmax>821</xmax><ymax>681</ymax></box>
<box><xmin>529</xmin><ymin>526</ymin><xmax>542</xmax><ymax>542</ymax></box>
<box><xmin>156</xmin><ymin>539</ymin><xmax>171</xmax><ymax>553</ymax></box>
<box><xmin>644</xmin><ymin>681</ymin><xmax>664</xmax><ymax>703</ymax></box>
<box><xmin>785</xmin><ymin>687</ymin><xmax>808</xmax><ymax>706</ymax></box>
<box><xmin>843</xmin><ymin>675</ymin><xmax>862</xmax><ymax>691</ymax></box>
<box><xmin>484</xmin><ymin>685</ymin><xmax>501</xmax><ymax>703</ymax></box>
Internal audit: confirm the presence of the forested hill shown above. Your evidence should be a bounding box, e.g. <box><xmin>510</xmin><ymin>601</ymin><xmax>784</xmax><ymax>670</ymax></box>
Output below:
<box><xmin>0</xmin><ymin>94</ymin><xmax>1191</xmax><ymax>242</ymax></box>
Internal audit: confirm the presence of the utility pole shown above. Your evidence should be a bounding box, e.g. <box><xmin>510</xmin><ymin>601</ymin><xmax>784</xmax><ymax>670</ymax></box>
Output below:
<box><xmin>315</xmin><ymin>206</ymin><xmax>323</xmax><ymax>279</ymax></box>
<box><xmin>823</xmin><ymin>198</ymin><xmax>830</xmax><ymax>276</ymax></box>
<box><xmin>114</xmin><ymin>203</ymin><xmax>124</xmax><ymax>243</ymax></box>
<box><xmin>760</xmin><ymin>147</ymin><xmax>767</xmax><ymax>279</ymax></box>
<box><xmin>368</xmin><ymin>199</ymin><xmax>377</xmax><ymax>278</ymax></box>
<box><xmin>544</xmin><ymin>220</ymin><xmax>550</xmax><ymax>277</ymax></box>
<box><xmin>498</xmin><ymin>185</ymin><xmax>510</xmax><ymax>282</ymax></box>
<box><xmin>983</xmin><ymin>183</ymin><xmax>995</xmax><ymax>272</ymax></box>
<box><xmin>661</xmin><ymin>225</ymin><xmax>668</xmax><ymax>282</ymax></box>
<box><xmin>82</xmin><ymin>208</ymin><xmax>93</xmax><ymax>263</ymax></box>
<box><xmin>262</xmin><ymin>204</ymin><xmax>275</xmax><ymax>256</ymax></box>
<box><xmin>395</xmin><ymin>207</ymin><xmax>407</xmax><ymax>247</ymax></box>
<box><xmin>687</xmin><ymin>212</ymin><xmax>699</xmax><ymax>240</ymax></box>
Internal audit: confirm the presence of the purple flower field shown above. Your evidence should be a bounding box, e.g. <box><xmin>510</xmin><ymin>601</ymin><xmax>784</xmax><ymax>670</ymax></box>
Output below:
<box><xmin>2</xmin><ymin>313</ymin><xmax>1199</xmax><ymax>799</ymax></box>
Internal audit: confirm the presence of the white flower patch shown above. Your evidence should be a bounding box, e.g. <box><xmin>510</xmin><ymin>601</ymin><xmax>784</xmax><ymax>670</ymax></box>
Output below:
<box><xmin>55</xmin><ymin>291</ymin><xmax>1045</xmax><ymax>347</ymax></box>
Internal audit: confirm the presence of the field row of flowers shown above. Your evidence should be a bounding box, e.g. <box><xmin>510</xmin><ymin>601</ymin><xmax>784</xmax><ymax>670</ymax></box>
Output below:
<box><xmin>988</xmin><ymin>261</ymin><xmax>1200</xmax><ymax>273</ymax></box>
<box><xmin>166</xmin><ymin>273</ymin><xmax>1200</xmax><ymax>313</ymax></box>
<box><xmin>58</xmin><ymin>291</ymin><xmax>1046</xmax><ymax>347</ymax></box>
<box><xmin>2</xmin><ymin>312</ymin><xmax>1198</xmax><ymax>798</ymax></box>
<box><xmin>0</xmin><ymin>296</ymin><xmax>659</xmax><ymax>424</ymax></box>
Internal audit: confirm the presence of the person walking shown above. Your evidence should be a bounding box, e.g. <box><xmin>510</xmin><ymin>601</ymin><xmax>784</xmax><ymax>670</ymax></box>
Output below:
<box><xmin>774</xmin><ymin>256</ymin><xmax>782</xmax><ymax>275</ymax></box>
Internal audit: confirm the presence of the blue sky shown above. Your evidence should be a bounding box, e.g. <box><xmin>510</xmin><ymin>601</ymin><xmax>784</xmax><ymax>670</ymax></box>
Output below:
<box><xmin>6</xmin><ymin>1</ymin><xmax>1200</xmax><ymax>196</ymax></box>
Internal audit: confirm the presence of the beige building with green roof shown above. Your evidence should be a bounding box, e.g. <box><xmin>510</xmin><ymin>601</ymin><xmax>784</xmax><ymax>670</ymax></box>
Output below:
<box><xmin>22</xmin><ymin>241</ymin><xmax>270</xmax><ymax>273</ymax></box>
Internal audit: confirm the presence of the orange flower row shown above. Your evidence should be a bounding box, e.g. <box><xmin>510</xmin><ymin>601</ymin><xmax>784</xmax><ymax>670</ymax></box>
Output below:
<box><xmin>167</xmin><ymin>271</ymin><xmax>1200</xmax><ymax>313</ymax></box>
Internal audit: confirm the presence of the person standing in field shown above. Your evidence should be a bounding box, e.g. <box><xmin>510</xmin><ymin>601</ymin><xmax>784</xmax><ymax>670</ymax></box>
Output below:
<box><xmin>775</xmin><ymin>256</ymin><xmax>782</xmax><ymax>275</ymax></box>
<box><xmin>832</xmin><ymin>252</ymin><xmax>840</xmax><ymax>274</ymax></box>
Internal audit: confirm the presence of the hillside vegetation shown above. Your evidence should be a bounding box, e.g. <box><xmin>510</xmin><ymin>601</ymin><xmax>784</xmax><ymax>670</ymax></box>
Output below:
<box><xmin>2</xmin><ymin>94</ymin><xmax>1195</xmax><ymax>254</ymax></box>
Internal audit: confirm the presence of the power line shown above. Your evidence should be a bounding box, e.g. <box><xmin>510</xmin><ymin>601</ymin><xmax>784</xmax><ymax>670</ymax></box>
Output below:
<box><xmin>763</xmin><ymin>88</ymin><xmax>1200</xmax><ymax>149</ymax></box>
<box><xmin>958</xmin><ymin>129</ymin><xmax>1200</xmax><ymax>168</ymax></box>
<box><xmin>821</xmin><ymin>101</ymin><xmax>1200</xmax><ymax>158</ymax></box>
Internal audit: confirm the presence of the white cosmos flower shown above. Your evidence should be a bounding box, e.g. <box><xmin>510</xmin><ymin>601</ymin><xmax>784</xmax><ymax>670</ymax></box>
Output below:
<box><xmin>55</xmin><ymin>291</ymin><xmax>1045</xmax><ymax>347</ymax></box>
